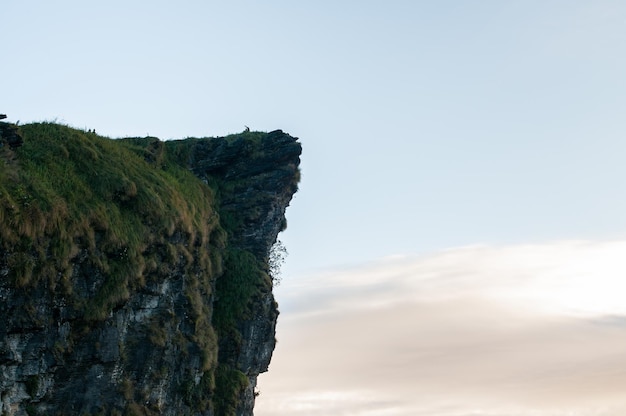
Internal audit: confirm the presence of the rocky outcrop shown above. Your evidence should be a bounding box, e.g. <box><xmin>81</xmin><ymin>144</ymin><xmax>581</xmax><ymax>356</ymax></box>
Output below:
<box><xmin>0</xmin><ymin>265</ymin><xmax>212</xmax><ymax>415</ymax></box>
<box><xmin>187</xmin><ymin>130</ymin><xmax>301</xmax><ymax>257</ymax></box>
<box><xmin>0</xmin><ymin>122</ymin><xmax>23</xmax><ymax>149</ymax></box>
<box><xmin>184</xmin><ymin>130</ymin><xmax>300</xmax><ymax>414</ymax></box>
<box><xmin>0</xmin><ymin>125</ymin><xmax>301</xmax><ymax>415</ymax></box>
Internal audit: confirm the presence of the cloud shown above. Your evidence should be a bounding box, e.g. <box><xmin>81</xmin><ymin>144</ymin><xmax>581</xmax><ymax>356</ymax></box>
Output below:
<box><xmin>256</xmin><ymin>241</ymin><xmax>626</xmax><ymax>416</ymax></box>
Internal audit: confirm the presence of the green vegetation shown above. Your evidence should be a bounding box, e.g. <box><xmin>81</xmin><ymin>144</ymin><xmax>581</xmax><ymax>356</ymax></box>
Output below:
<box><xmin>213</xmin><ymin>365</ymin><xmax>249</xmax><ymax>416</ymax></box>
<box><xmin>212</xmin><ymin>248</ymin><xmax>269</xmax><ymax>332</ymax></box>
<box><xmin>0</xmin><ymin>122</ymin><xmax>219</xmax><ymax>319</ymax></box>
<box><xmin>180</xmin><ymin>370</ymin><xmax>215</xmax><ymax>412</ymax></box>
<box><xmin>210</xmin><ymin>220</ymin><xmax>272</xmax><ymax>414</ymax></box>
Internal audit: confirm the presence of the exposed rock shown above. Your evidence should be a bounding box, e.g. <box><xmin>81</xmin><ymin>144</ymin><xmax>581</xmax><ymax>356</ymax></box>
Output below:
<box><xmin>0</xmin><ymin>122</ymin><xmax>23</xmax><ymax>149</ymax></box>
<box><xmin>188</xmin><ymin>129</ymin><xmax>301</xmax><ymax>257</ymax></box>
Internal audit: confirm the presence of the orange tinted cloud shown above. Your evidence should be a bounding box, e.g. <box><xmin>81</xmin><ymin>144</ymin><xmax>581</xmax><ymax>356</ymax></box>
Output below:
<box><xmin>256</xmin><ymin>241</ymin><xmax>626</xmax><ymax>416</ymax></box>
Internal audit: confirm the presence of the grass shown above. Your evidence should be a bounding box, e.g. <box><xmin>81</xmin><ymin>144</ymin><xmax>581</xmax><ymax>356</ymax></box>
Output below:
<box><xmin>212</xmin><ymin>248</ymin><xmax>267</xmax><ymax>332</ymax></box>
<box><xmin>213</xmin><ymin>364</ymin><xmax>250</xmax><ymax>416</ymax></box>
<box><xmin>1</xmin><ymin>122</ymin><xmax>219</xmax><ymax>321</ymax></box>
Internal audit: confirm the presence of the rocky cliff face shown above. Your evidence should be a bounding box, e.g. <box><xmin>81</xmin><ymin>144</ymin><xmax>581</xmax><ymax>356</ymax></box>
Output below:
<box><xmin>0</xmin><ymin>123</ymin><xmax>301</xmax><ymax>416</ymax></box>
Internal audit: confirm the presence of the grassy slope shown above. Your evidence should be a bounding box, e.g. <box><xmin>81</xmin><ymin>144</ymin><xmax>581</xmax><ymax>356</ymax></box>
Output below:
<box><xmin>1</xmin><ymin>123</ymin><xmax>220</xmax><ymax>318</ymax></box>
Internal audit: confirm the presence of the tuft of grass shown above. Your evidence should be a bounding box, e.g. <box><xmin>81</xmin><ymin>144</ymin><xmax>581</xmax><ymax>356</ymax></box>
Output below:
<box><xmin>212</xmin><ymin>364</ymin><xmax>249</xmax><ymax>416</ymax></box>
<box><xmin>212</xmin><ymin>248</ymin><xmax>267</xmax><ymax>332</ymax></box>
<box><xmin>180</xmin><ymin>370</ymin><xmax>215</xmax><ymax>412</ymax></box>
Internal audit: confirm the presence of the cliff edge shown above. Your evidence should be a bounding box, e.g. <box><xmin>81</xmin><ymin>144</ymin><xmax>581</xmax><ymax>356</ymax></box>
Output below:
<box><xmin>0</xmin><ymin>122</ymin><xmax>301</xmax><ymax>415</ymax></box>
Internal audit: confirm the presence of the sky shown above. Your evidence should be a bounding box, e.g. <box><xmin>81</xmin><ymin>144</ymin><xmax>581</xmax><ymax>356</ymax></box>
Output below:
<box><xmin>3</xmin><ymin>1</ymin><xmax>626</xmax><ymax>415</ymax></box>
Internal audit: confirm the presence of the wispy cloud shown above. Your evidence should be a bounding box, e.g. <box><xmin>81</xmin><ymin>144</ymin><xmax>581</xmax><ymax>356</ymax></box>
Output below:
<box><xmin>256</xmin><ymin>241</ymin><xmax>626</xmax><ymax>416</ymax></box>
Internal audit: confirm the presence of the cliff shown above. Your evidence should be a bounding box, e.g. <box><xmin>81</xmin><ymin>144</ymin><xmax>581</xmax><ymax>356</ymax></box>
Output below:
<box><xmin>0</xmin><ymin>122</ymin><xmax>301</xmax><ymax>415</ymax></box>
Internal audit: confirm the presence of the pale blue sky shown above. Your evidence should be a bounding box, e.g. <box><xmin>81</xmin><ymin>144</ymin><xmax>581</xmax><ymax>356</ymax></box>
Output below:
<box><xmin>6</xmin><ymin>1</ymin><xmax>626</xmax><ymax>274</ymax></box>
<box><xmin>4</xmin><ymin>1</ymin><xmax>626</xmax><ymax>414</ymax></box>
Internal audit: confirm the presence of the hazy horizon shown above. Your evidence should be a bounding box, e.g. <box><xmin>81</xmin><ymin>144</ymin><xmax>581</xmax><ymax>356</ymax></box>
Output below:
<box><xmin>258</xmin><ymin>241</ymin><xmax>626</xmax><ymax>415</ymax></box>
